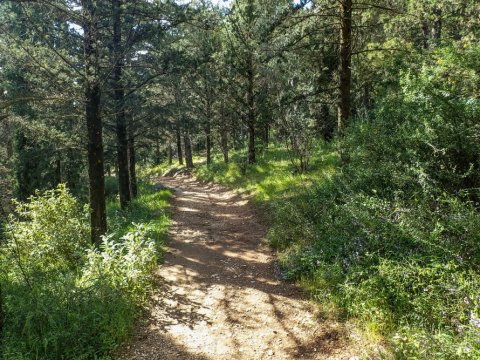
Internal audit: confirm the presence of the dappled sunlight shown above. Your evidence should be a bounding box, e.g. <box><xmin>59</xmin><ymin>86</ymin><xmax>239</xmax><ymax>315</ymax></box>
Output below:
<box><xmin>118</xmin><ymin>175</ymin><xmax>354</xmax><ymax>359</ymax></box>
<box><xmin>177</xmin><ymin>206</ymin><xmax>201</xmax><ymax>213</ymax></box>
<box><xmin>194</xmin><ymin>144</ymin><xmax>340</xmax><ymax>204</ymax></box>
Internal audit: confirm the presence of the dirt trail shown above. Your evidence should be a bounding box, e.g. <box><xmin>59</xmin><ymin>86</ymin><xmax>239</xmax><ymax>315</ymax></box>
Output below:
<box><xmin>116</xmin><ymin>175</ymin><xmax>356</xmax><ymax>360</ymax></box>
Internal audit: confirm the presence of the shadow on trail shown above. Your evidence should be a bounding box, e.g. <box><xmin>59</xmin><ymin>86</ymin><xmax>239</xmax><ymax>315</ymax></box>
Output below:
<box><xmin>116</xmin><ymin>175</ymin><xmax>349</xmax><ymax>360</ymax></box>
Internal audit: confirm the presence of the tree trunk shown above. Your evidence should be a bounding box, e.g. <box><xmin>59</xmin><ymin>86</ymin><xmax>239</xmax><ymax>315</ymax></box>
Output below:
<box><xmin>85</xmin><ymin>85</ymin><xmax>106</xmax><ymax>244</ymax></box>
<box><xmin>247</xmin><ymin>123</ymin><xmax>255</xmax><ymax>164</ymax></box>
<box><xmin>247</xmin><ymin>54</ymin><xmax>256</xmax><ymax>164</ymax></box>
<box><xmin>220</xmin><ymin>127</ymin><xmax>229</xmax><ymax>164</ymax></box>
<box><xmin>337</xmin><ymin>0</ymin><xmax>352</xmax><ymax>135</ymax></box>
<box><xmin>84</xmin><ymin>0</ymin><xmax>107</xmax><ymax>245</ymax></box>
<box><xmin>112</xmin><ymin>0</ymin><xmax>130</xmax><ymax>210</ymax></box>
<box><xmin>176</xmin><ymin>126</ymin><xmax>184</xmax><ymax>165</ymax></box>
<box><xmin>168</xmin><ymin>140</ymin><xmax>173</xmax><ymax>165</ymax></box>
<box><xmin>206</xmin><ymin>123</ymin><xmax>212</xmax><ymax>165</ymax></box>
<box><xmin>184</xmin><ymin>131</ymin><xmax>194</xmax><ymax>169</ymax></box>
<box><xmin>155</xmin><ymin>133</ymin><xmax>161</xmax><ymax>165</ymax></box>
<box><xmin>128</xmin><ymin>136</ymin><xmax>137</xmax><ymax>199</ymax></box>
<box><xmin>263</xmin><ymin>122</ymin><xmax>269</xmax><ymax>147</ymax></box>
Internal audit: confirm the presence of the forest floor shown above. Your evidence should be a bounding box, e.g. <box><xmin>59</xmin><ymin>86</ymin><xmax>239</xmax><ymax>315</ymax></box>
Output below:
<box><xmin>115</xmin><ymin>174</ymin><xmax>360</xmax><ymax>360</ymax></box>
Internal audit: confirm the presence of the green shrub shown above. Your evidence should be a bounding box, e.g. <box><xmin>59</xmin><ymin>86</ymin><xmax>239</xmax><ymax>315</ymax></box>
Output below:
<box><xmin>270</xmin><ymin>66</ymin><xmax>480</xmax><ymax>357</ymax></box>
<box><xmin>0</xmin><ymin>183</ymin><xmax>169</xmax><ymax>359</ymax></box>
<box><xmin>192</xmin><ymin>45</ymin><xmax>480</xmax><ymax>357</ymax></box>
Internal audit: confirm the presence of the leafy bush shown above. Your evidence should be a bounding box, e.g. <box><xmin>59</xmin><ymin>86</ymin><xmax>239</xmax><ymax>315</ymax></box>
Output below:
<box><xmin>270</xmin><ymin>64</ymin><xmax>480</xmax><ymax>358</ymax></box>
<box><xmin>82</xmin><ymin>224</ymin><xmax>158</xmax><ymax>302</ymax></box>
<box><xmin>192</xmin><ymin>43</ymin><xmax>480</xmax><ymax>358</ymax></box>
<box><xmin>3</xmin><ymin>185</ymin><xmax>89</xmax><ymax>276</ymax></box>
<box><xmin>0</xmin><ymin>183</ymin><xmax>169</xmax><ymax>359</ymax></box>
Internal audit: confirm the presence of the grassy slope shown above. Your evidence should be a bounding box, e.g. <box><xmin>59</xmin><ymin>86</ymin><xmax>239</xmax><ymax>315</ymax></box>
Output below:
<box><xmin>107</xmin><ymin>180</ymin><xmax>171</xmax><ymax>255</ymax></box>
<box><xmin>182</xmin><ymin>138</ymin><xmax>480</xmax><ymax>359</ymax></box>
<box><xmin>194</xmin><ymin>144</ymin><xmax>338</xmax><ymax>202</ymax></box>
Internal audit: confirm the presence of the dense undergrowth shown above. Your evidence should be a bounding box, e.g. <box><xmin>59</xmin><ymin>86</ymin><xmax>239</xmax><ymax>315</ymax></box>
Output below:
<box><xmin>191</xmin><ymin>59</ymin><xmax>480</xmax><ymax>358</ymax></box>
<box><xmin>0</xmin><ymin>181</ymin><xmax>170</xmax><ymax>359</ymax></box>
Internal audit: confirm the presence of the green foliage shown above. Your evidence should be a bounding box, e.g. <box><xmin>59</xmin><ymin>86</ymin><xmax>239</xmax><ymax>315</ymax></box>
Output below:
<box><xmin>195</xmin><ymin>56</ymin><xmax>480</xmax><ymax>356</ymax></box>
<box><xmin>0</xmin><ymin>183</ymin><xmax>170</xmax><ymax>359</ymax></box>
<box><xmin>270</xmin><ymin>68</ymin><xmax>480</xmax><ymax>357</ymax></box>
<box><xmin>107</xmin><ymin>182</ymin><xmax>171</xmax><ymax>255</ymax></box>
<box><xmin>195</xmin><ymin>145</ymin><xmax>338</xmax><ymax>202</ymax></box>
<box><xmin>4</xmin><ymin>185</ymin><xmax>89</xmax><ymax>276</ymax></box>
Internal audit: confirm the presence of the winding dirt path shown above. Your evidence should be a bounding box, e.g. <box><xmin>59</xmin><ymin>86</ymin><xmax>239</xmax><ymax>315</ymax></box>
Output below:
<box><xmin>116</xmin><ymin>175</ymin><xmax>356</xmax><ymax>360</ymax></box>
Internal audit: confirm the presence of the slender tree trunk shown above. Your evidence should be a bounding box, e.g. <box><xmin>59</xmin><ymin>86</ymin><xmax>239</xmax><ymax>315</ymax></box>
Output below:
<box><xmin>232</xmin><ymin>126</ymin><xmax>239</xmax><ymax>150</ymax></box>
<box><xmin>337</xmin><ymin>0</ymin><xmax>352</xmax><ymax>135</ymax></box>
<box><xmin>206</xmin><ymin>123</ymin><xmax>212</xmax><ymax>165</ymax></box>
<box><xmin>128</xmin><ymin>136</ymin><xmax>137</xmax><ymax>199</ymax></box>
<box><xmin>112</xmin><ymin>0</ymin><xmax>130</xmax><ymax>209</ymax></box>
<box><xmin>176</xmin><ymin>126</ymin><xmax>184</xmax><ymax>165</ymax></box>
<box><xmin>205</xmin><ymin>93</ymin><xmax>213</xmax><ymax>165</ymax></box>
<box><xmin>155</xmin><ymin>132</ymin><xmax>161</xmax><ymax>165</ymax></box>
<box><xmin>220</xmin><ymin>102</ymin><xmax>229</xmax><ymax>163</ymax></box>
<box><xmin>247</xmin><ymin>123</ymin><xmax>255</xmax><ymax>164</ymax></box>
<box><xmin>263</xmin><ymin>122</ymin><xmax>269</xmax><ymax>147</ymax></box>
<box><xmin>84</xmin><ymin>0</ymin><xmax>107</xmax><ymax>245</ymax></box>
<box><xmin>184</xmin><ymin>131</ymin><xmax>194</xmax><ymax>169</ymax></box>
<box><xmin>168</xmin><ymin>140</ymin><xmax>173</xmax><ymax>165</ymax></box>
<box><xmin>85</xmin><ymin>85</ymin><xmax>106</xmax><ymax>244</ymax></box>
<box><xmin>220</xmin><ymin>127</ymin><xmax>229</xmax><ymax>164</ymax></box>
<box><xmin>247</xmin><ymin>54</ymin><xmax>256</xmax><ymax>163</ymax></box>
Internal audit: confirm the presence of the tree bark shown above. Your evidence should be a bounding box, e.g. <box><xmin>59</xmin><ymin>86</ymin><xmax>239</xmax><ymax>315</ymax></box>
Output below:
<box><xmin>155</xmin><ymin>132</ymin><xmax>161</xmax><ymax>165</ymax></box>
<box><xmin>184</xmin><ymin>131</ymin><xmax>194</xmax><ymax>169</ymax></box>
<box><xmin>220</xmin><ymin>126</ymin><xmax>229</xmax><ymax>164</ymax></box>
<box><xmin>168</xmin><ymin>140</ymin><xmax>173</xmax><ymax>165</ymax></box>
<box><xmin>206</xmin><ymin>123</ymin><xmax>212</xmax><ymax>165</ymax></box>
<box><xmin>247</xmin><ymin>54</ymin><xmax>256</xmax><ymax>163</ymax></box>
<box><xmin>176</xmin><ymin>126</ymin><xmax>184</xmax><ymax>165</ymax></box>
<box><xmin>128</xmin><ymin>136</ymin><xmax>137</xmax><ymax>199</ymax></box>
<box><xmin>247</xmin><ymin>123</ymin><xmax>255</xmax><ymax>164</ymax></box>
<box><xmin>112</xmin><ymin>0</ymin><xmax>130</xmax><ymax>209</ymax></box>
<box><xmin>83</xmin><ymin>0</ymin><xmax>107</xmax><ymax>244</ymax></box>
<box><xmin>263</xmin><ymin>122</ymin><xmax>269</xmax><ymax>147</ymax></box>
<box><xmin>337</xmin><ymin>0</ymin><xmax>352</xmax><ymax>135</ymax></box>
